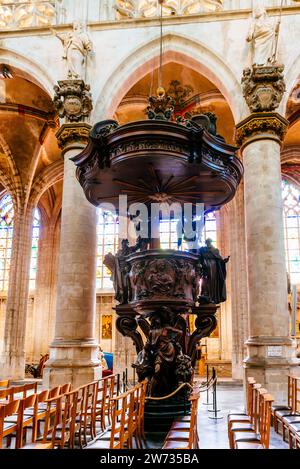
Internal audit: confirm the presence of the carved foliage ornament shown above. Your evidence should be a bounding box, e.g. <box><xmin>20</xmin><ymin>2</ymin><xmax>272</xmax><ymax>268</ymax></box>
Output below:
<box><xmin>115</xmin><ymin>0</ymin><xmax>223</xmax><ymax>18</ymax></box>
<box><xmin>56</xmin><ymin>123</ymin><xmax>91</xmax><ymax>150</ymax></box>
<box><xmin>242</xmin><ymin>65</ymin><xmax>286</xmax><ymax>113</ymax></box>
<box><xmin>235</xmin><ymin>113</ymin><xmax>288</xmax><ymax>147</ymax></box>
<box><xmin>53</xmin><ymin>80</ymin><xmax>93</xmax><ymax>123</ymax></box>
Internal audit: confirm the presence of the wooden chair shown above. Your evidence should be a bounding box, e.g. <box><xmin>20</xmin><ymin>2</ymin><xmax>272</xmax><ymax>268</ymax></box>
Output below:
<box><xmin>280</xmin><ymin>377</ymin><xmax>300</xmax><ymax>441</ymax></box>
<box><xmin>102</xmin><ymin>374</ymin><xmax>118</xmax><ymax>430</ymax></box>
<box><xmin>272</xmin><ymin>375</ymin><xmax>294</xmax><ymax>423</ymax></box>
<box><xmin>273</xmin><ymin>376</ymin><xmax>298</xmax><ymax>435</ymax></box>
<box><xmin>136</xmin><ymin>380</ymin><xmax>148</xmax><ymax>445</ymax></box>
<box><xmin>235</xmin><ymin>393</ymin><xmax>274</xmax><ymax>449</ymax></box>
<box><xmin>87</xmin><ymin>387</ymin><xmax>135</xmax><ymax>450</ymax></box>
<box><xmin>81</xmin><ymin>381</ymin><xmax>97</xmax><ymax>445</ymax></box>
<box><xmin>228</xmin><ymin>383</ymin><xmax>264</xmax><ymax>448</ymax></box>
<box><xmin>71</xmin><ymin>386</ymin><xmax>85</xmax><ymax>449</ymax></box>
<box><xmin>162</xmin><ymin>392</ymin><xmax>200</xmax><ymax>450</ymax></box>
<box><xmin>21</xmin><ymin>395</ymin><xmax>62</xmax><ymax>449</ymax></box>
<box><xmin>92</xmin><ymin>374</ymin><xmax>118</xmax><ymax>436</ymax></box>
<box><xmin>227</xmin><ymin>377</ymin><xmax>256</xmax><ymax>437</ymax></box>
<box><xmin>0</xmin><ymin>399</ymin><xmax>22</xmax><ymax>449</ymax></box>
<box><xmin>232</xmin><ymin>389</ymin><xmax>271</xmax><ymax>448</ymax></box>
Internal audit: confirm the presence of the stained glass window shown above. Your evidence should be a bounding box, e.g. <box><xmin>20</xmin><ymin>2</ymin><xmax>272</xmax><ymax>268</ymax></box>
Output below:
<box><xmin>96</xmin><ymin>209</ymin><xmax>119</xmax><ymax>290</ymax></box>
<box><xmin>160</xmin><ymin>211</ymin><xmax>217</xmax><ymax>250</ymax></box>
<box><xmin>0</xmin><ymin>194</ymin><xmax>14</xmax><ymax>291</ymax></box>
<box><xmin>29</xmin><ymin>208</ymin><xmax>40</xmax><ymax>290</ymax></box>
<box><xmin>282</xmin><ymin>180</ymin><xmax>300</xmax><ymax>284</ymax></box>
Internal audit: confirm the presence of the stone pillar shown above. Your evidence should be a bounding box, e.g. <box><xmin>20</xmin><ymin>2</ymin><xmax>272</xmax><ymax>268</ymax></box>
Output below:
<box><xmin>29</xmin><ymin>218</ymin><xmax>59</xmax><ymax>362</ymax></box>
<box><xmin>236</xmin><ymin>112</ymin><xmax>300</xmax><ymax>402</ymax></box>
<box><xmin>44</xmin><ymin>123</ymin><xmax>101</xmax><ymax>388</ymax></box>
<box><xmin>0</xmin><ymin>207</ymin><xmax>34</xmax><ymax>379</ymax></box>
<box><xmin>44</xmin><ymin>79</ymin><xmax>100</xmax><ymax>388</ymax></box>
<box><xmin>229</xmin><ymin>183</ymin><xmax>249</xmax><ymax>381</ymax></box>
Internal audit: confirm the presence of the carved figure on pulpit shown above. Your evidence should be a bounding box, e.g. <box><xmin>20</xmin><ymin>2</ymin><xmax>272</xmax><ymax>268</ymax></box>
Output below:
<box><xmin>247</xmin><ymin>6</ymin><xmax>280</xmax><ymax>66</ymax></box>
<box><xmin>198</xmin><ymin>238</ymin><xmax>229</xmax><ymax>304</ymax></box>
<box><xmin>52</xmin><ymin>21</ymin><xmax>93</xmax><ymax>79</ymax></box>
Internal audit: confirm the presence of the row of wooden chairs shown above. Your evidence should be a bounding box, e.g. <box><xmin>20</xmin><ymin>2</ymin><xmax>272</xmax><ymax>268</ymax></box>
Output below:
<box><xmin>162</xmin><ymin>383</ymin><xmax>201</xmax><ymax>450</ymax></box>
<box><xmin>0</xmin><ymin>383</ymin><xmax>71</xmax><ymax>449</ymax></box>
<box><xmin>88</xmin><ymin>379</ymin><xmax>148</xmax><ymax>450</ymax></box>
<box><xmin>227</xmin><ymin>377</ymin><xmax>274</xmax><ymax>449</ymax></box>
<box><xmin>272</xmin><ymin>375</ymin><xmax>300</xmax><ymax>449</ymax></box>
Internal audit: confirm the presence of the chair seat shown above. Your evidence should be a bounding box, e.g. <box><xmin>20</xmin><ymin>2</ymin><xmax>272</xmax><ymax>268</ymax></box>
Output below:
<box><xmin>282</xmin><ymin>415</ymin><xmax>300</xmax><ymax>425</ymax></box>
<box><xmin>4</xmin><ymin>421</ymin><xmax>17</xmax><ymax>431</ymax></box>
<box><xmin>288</xmin><ymin>423</ymin><xmax>300</xmax><ymax>434</ymax></box>
<box><xmin>233</xmin><ymin>431</ymin><xmax>260</xmax><ymax>443</ymax></box>
<box><xmin>272</xmin><ymin>404</ymin><xmax>291</xmax><ymax>412</ymax></box>
<box><xmin>165</xmin><ymin>430</ymin><xmax>189</xmax><ymax>441</ymax></box>
<box><xmin>170</xmin><ymin>421</ymin><xmax>190</xmax><ymax>430</ymax></box>
<box><xmin>176</xmin><ymin>415</ymin><xmax>191</xmax><ymax>422</ymax></box>
<box><xmin>162</xmin><ymin>439</ymin><xmax>190</xmax><ymax>449</ymax></box>
<box><xmin>4</xmin><ymin>415</ymin><xmax>18</xmax><ymax>423</ymax></box>
<box><xmin>231</xmin><ymin>422</ymin><xmax>254</xmax><ymax>432</ymax></box>
<box><xmin>274</xmin><ymin>409</ymin><xmax>294</xmax><ymax>419</ymax></box>
<box><xmin>235</xmin><ymin>441</ymin><xmax>264</xmax><ymax>449</ymax></box>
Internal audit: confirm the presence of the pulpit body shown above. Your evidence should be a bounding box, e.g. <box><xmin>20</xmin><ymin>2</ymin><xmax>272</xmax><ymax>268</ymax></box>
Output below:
<box><xmin>72</xmin><ymin>110</ymin><xmax>243</xmax><ymax>405</ymax></box>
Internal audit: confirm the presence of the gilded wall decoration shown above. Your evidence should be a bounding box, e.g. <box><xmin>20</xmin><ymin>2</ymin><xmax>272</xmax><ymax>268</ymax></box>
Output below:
<box><xmin>0</xmin><ymin>0</ymin><xmax>56</xmax><ymax>29</ymax></box>
<box><xmin>115</xmin><ymin>0</ymin><xmax>223</xmax><ymax>19</ymax></box>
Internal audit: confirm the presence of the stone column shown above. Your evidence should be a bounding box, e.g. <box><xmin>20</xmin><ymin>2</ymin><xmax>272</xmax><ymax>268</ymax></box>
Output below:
<box><xmin>0</xmin><ymin>207</ymin><xmax>34</xmax><ymax>379</ymax></box>
<box><xmin>236</xmin><ymin>112</ymin><xmax>300</xmax><ymax>402</ymax></box>
<box><xmin>44</xmin><ymin>79</ymin><xmax>101</xmax><ymax>388</ymax></box>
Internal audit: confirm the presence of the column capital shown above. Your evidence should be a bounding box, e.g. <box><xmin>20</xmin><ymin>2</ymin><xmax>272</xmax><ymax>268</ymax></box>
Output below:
<box><xmin>235</xmin><ymin>112</ymin><xmax>289</xmax><ymax>148</ymax></box>
<box><xmin>56</xmin><ymin>122</ymin><xmax>91</xmax><ymax>154</ymax></box>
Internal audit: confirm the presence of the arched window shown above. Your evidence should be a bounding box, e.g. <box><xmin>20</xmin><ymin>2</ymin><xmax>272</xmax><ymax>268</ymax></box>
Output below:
<box><xmin>282</xmin><ymin>180</ymin><xmax>300</xmax><ymax>284</ymax></box>
<box><xmin>160</xmin><ymin>211</ymin><xmax>217</xmax><ymax>250</ymax></box>
<box><xmin>29</xmin><ymin>208</ymin><xmax>41</xmax><ymax>290</ymax></box>
<box><xmin>0</xmin><ymin>194</ymin><xmax>14</xmax><ymax>291</ymax></box>
<box><xmin>96</xmin><ymin>210</ymin><xmax>119</xmax><ymax>290</ymax></box>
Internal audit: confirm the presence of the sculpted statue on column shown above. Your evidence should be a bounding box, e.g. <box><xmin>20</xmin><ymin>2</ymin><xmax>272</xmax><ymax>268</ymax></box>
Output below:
<box><xmin>52</xmin><ymin>21</ymin><xmax>93</xmax><ymax>79</ymax></box>
<box><xmin>247</xmin><ymin>6</ymin><xmax>280</xmax><ymax>66</ymax></box>
<box><xmin>198</xmin><ymin>238</ymin><xmax>230</xmax><ymax>304</ymax></box>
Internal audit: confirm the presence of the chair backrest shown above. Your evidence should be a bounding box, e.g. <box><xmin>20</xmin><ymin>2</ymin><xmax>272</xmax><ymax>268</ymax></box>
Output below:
<box><xmin>37</xmin><ymin>389</ymin><xmax>49</xmax><ymax>403</ymax></box>
<box><xmin>0</xmin><ymin>399</ymin><xmax>21</xmax><ymax>449</ymax></box>
<box><xmin>48</xmin><ymin>386</ymin><xmax>60</xmax><ymax>399</ymax></box>
<box><xmin>10</xmin><ymin>384</ymin><xmax>27</xmax><ymax>400</ymax></box>
<box><xmin>260</xmin><ymin>393</ymin><xmax>274</xmax><ymax>449</ymax></box>
<box><xmin>188</xmin><ymin>393</ymin><xmax>200</xmax><ymax>449</ymax></box>
<box><xmin>36</xmin><ymin>354</ymin><xmax>49</xmax><ymax>378</ymax></box>
<box><xmin>109</xmin><ymin>389</ymin><xmax>134</xmax><ymax>449</ymax></box>
<box><xmin>41</xmin><ymin>396</ymin><xmax>63</xmax><ymax>446</ymax></box>
<box><xmin>246</xmin><ymin>377</ymin><xmax>256</xmax><ymax>415</ymax></box>
<box><xmin>0</xmin><ymin>379</ymin><xmax>10</xmax><ymax>388</ymax></box>
<box><xmin>54</xmin><ymin>390</ymin><xmax>78</xmax><ymax>448</ymax></box>
<box><xmin>24</xmin><ymin>382</ymin><xmax>38</xmax><ymax>397</ymax></box>
<box><xmin>59</xmin><ymin>383</ymin><xmax>72</xmax><ymax>395</ymax></box>
<box><xmin>0</xmin><ymin>387</ymin><xmax>14</xmax><ymax>403</ymax></box>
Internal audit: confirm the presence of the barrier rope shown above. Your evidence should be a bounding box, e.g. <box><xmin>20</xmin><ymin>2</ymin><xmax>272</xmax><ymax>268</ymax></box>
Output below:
<box><xmin>145</xmin><ymin>376</ymin><xmax>217</xmax><ymax>401</ymax></box>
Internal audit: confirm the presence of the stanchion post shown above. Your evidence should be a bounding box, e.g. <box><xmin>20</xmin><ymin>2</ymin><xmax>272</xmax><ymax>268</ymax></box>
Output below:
<box><xmin>208</xmin><ymin>367</ymin><xmax>223</xmax><ymax>420</ymax></box>
<box><xmin>203</xmin><ymin>364</ymin><xmax>212</xmax><ymax>406</ymax></box>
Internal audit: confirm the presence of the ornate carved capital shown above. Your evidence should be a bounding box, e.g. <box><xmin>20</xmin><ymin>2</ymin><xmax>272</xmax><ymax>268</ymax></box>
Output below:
<box><xmin>235</xmin><ymin>112</ymin><xmax>288</xmax><ymax>148</ymax></box>
<box><xmin>56</xmin><ymin>123</ymin><xmax>91</xmax><ymax>153</ymax></box>
<box><xmin>53</xmin><ymin>79</ymin><xmax>93</xmax><ymax>123</ymax></box>
<box><xmin>242</xmin><ymin>65</ymin><xmax>286</xmax><ymax>113</ymax></box>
